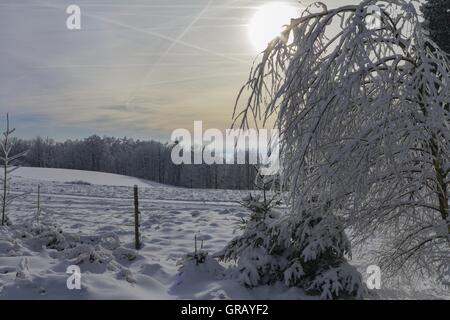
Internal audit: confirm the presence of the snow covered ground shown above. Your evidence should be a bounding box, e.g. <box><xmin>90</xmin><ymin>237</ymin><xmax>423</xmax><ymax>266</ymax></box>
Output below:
<box><xmin>0</xmin><ymin>167</ymin><xmax>448</xmax><ymax>300</ymax></box>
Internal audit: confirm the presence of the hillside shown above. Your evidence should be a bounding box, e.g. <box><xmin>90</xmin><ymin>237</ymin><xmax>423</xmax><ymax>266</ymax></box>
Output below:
<box><xmin>0</xmin><ymin>167</ymin><xmax>447</xmax><ymax>300</ymax></box>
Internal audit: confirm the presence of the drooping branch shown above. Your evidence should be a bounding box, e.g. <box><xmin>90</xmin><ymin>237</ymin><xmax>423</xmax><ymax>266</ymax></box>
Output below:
<box><xmin>234</xmin><ymin>0</ymin><xmax>450</xmax><ymax>281</ymax></box>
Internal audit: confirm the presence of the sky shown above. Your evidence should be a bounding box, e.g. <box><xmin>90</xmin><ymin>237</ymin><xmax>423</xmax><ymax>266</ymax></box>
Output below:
<box><xmin>0</xmin><ymin>0</ymin><xmax>358</xmax><ymax>141</ymax></box>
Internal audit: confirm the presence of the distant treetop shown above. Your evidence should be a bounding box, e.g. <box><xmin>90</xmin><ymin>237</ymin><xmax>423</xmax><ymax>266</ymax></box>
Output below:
<box><xmin>422</xmin><ymin>0</ymin><xmax>450</xmax><ymax>54</ymax></box>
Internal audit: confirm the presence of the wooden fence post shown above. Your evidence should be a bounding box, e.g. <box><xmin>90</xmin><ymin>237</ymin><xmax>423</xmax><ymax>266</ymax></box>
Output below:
<box><xmin>38</xmin><ymin>185</ymin><xmax>41</xmax><ymax>212</ymax></box>
<box><xmin>36</xmin><ymin>184</ymin><xmax>41</xmax><ymax>222</ymax></box>
<box><xmin>133</xmin><ymin>185</ymin><xmax>141</xmax><ymax>250</ymax></box>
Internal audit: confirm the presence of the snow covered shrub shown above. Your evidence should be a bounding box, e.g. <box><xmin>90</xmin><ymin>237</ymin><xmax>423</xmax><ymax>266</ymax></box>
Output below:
<box><xmin>219</xmin><ymin>192</ymin><xmax>364</xmax><ymax>299</ymax></box>
<box><xmin>117</xmin><ymin>268</ymin><xmax>136</xmax><ymax>284</ymax></box>
<box><xmin>65</xmin><ymin>244</ymin><xmax>116</xmax><ymax>269</ymax></box>
<box><xmin>275</xmin><ymin>210</ymin><xmax>364</xmax><ymax>299</ymax></box>
<box><xmin>10</xmin><ymin>219</ymin><xmax>124</xmax><ymax>272</ymax></box>
<box><xmin>174</xmin><ymin>236</ymin><xmax>225</xmax><ymax>290</ymax></box>
<box><xmin>113</xmin><ymin>247</ymin><xmax>138</xmax><ymax>262</ymax></box>
<box><xmin>186</xmin><ymin>234</ymin><xmax>208</xmax><ymax>266</ymax></box>
<box><xmin>233</xmin><ymin>0</ymin><xmax>450</xmax><ymax>286</ymax></box>
<box><xmin>217</xmin><ymin>194</ymin><xmax>284</xmax><ymax>287</ymax></box>
<box><xmin>4</xmin><ymin>219</ymin><xmax>69</xmax><ymax>252</ymax></box>
<box><xmin>176</xmin><ymin>250</ymin><xmax>225</xmax><ymax>287</ymax></box>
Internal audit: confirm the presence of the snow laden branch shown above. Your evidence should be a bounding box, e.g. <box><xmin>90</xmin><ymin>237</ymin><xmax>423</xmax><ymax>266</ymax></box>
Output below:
<box><xmin>233</xmin><ymin>0</ymin><xmax>450</xmax><ymax>289</ymax></box>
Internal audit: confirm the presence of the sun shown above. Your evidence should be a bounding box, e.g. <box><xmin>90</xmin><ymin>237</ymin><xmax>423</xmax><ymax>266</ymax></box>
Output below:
<box><xmin>248</xmin><ymin>3</ymin><xmax>298</xmax><ymax>52</ymax></box>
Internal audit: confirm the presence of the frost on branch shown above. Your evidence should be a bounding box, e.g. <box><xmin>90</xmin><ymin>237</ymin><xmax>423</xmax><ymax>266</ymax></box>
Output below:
<box><xmin>233</xmin><ymin>0</ymin><xmax>450</xmax><ymax>292</ymax></box>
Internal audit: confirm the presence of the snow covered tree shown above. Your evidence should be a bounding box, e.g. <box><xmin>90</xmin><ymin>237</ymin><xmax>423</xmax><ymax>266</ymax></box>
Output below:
<box><xmin>422</xmin><ymin>0</ymin><xmax>450</xmax><ymax>54</ymax></box>
<box><xmin>217</xmin><ymin>177</ymin><xmax>285</xmax><ymax>287</ymax></box>
<box><xmin>219</xmin><ymin>167</ymin><xmax>364</xmax><ymax>299</ymax></box>
<box><xmin>1</xmin><ymin>114</ymin><xmax>28</xmax><ymax>225</ymax></box>
<box><xmin>233</xmin><ymin>0</ymin><xmax>450</xmax><ymax>293</ymax></box>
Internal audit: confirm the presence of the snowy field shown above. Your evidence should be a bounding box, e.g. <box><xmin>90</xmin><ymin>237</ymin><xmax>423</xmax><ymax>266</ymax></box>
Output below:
<box><xmin>0</xmin><ymin>167</ymin><xmax>448</xmax><ymax>300</ymax></box>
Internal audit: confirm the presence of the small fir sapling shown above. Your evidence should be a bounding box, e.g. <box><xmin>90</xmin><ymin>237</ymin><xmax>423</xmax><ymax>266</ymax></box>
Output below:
<box><xmin>0</xmin><ymin>114</ymin><xmax>28</xmax><ymax>226</ymax></box>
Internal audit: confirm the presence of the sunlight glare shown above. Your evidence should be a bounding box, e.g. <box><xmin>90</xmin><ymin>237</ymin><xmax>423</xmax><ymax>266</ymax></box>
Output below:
<box><xmin>248</xmin><ymin>3</ymin><xmax>298</xmax><ymax>52</ymax></box>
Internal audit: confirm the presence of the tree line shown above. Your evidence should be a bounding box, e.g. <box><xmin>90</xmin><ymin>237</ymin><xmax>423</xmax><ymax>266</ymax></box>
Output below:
<box><xmin>10</xmin><ymin>135</ymin><xmax>258</xmax><ymax>190</ymax></box>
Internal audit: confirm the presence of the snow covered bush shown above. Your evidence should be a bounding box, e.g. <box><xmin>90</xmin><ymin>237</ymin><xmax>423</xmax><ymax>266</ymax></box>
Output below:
<box><xmin>187</xmin><ymin>234</ymin><xmax>209</xmax><ymax>266</ymax></box>
<box><xmin>219</xmin><ymin>192</ymin><xmax>364</xmax><ymax>299</ymax></box>
<box><xmin>217</xmin><ymin>173</ymin><xmax>286</xmax><ymax>288</ymax></box>
<box><xmin>175</xmin><ymin>236</ymin><xmax>225</xmax><ymax>289</ymax></box>
<box><xmin>7</xmin><ymin>217</ymin><xmax>136</xmax><ymax>272</ymax></box>
<box><xmin>233</xmin><ymin>0</ymin><xmax>449</xmax><ymax>292</ymax></box>
<box><xmin>217</xmin><ymin>193</ymin><xmax>283</xmax><ymax>287</ymax></box>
